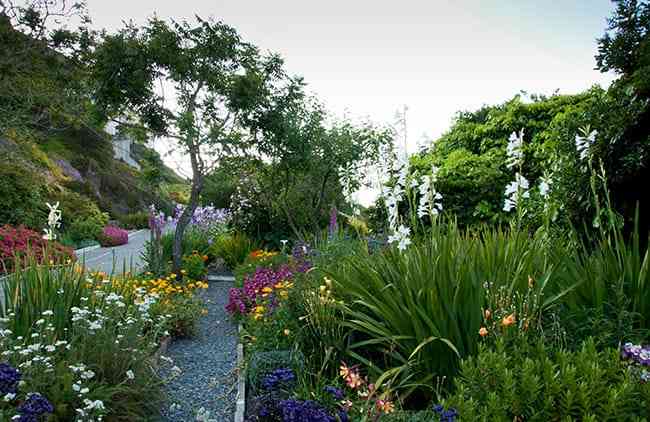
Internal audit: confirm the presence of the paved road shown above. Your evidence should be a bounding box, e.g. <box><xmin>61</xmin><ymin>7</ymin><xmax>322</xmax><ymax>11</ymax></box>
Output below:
<box><xmin>77</xmin><ymin>229</ymin><xmax>151</xmax><ymax>275</ymax></box>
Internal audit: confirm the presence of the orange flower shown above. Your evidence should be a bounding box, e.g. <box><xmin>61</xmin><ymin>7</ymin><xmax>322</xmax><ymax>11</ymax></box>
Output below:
<box><xmin>376</xmin><ymin>399</ymin><xmax>395</xmax><ymax>414</ymax></box>
<box><xmin>479</xmin><ymin>327</ymin><xmax>488</xmax><ymax>337</ymax></box>
<box><xmin>484</xmin><ymin>309</ymin><xmax>491</xmax><ymax>320</ymax></box>
<box><xmin>501</xmin><ymin>313</ymin><xmax>516</xmax><ymax>327</ymax></box>
<box><xmin>346</xmin><ymin>372</ymin><xmax>363</xmax><ymax>389</ymax></box>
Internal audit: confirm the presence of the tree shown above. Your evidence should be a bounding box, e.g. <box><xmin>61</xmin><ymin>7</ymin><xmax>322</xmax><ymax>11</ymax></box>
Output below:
<box><xmin>92</xmin><ymin>16</ymin><xmax>304</xmax><ymax>272</ymax></box>
<box><xmin>596</xmin><ymin>0</ymin><xmax>650</xmax><ymax>95</ymax></box>
<box><xmin>0</xmin><ymin>0</ymin><xmax>95</xmax><ymax>135</ymax></box>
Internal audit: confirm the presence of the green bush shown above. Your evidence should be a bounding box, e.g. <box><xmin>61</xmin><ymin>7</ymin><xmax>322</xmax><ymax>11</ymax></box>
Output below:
<box><xmin>66</xmin><ymin>217</ymin><xmax>103</xmax><ymax>243</ymax></box>
<box><xmin>181</xmin><ymin>251</ymin><xmax>207</xmax><ymax>280</ymax></box>
<box><xmin>159</xmin><ymin>229</ymin><xmax>210</xmax><ymax>270</ymax></box>
<box><xmin>118</xmin><ymin>211</ymin><xmax>150</xmax><ymax>230</ymax></box>
<box><xmin>210</xmin><ymin>232</ymin><xmax>260</xmax><ymax>270</ymax></box>
<box><xmin>444</xmin><ymin>338</ymin><xmax>650</xmax><ymax>421</ymax></box>
<box><xmin>0</xmin><ymin>161</ymin><xmax>46</xmax><ymax>229</ymax></box>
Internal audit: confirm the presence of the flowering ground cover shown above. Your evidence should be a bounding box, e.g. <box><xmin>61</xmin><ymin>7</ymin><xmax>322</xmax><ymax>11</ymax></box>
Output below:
<box><xmin>0</xmin><ymin>257</ymin><xmax>206</xmax><ymax>421</ymax></box>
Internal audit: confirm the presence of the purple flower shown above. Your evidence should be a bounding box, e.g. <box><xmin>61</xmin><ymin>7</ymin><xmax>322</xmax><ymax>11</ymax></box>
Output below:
<box><xmin>323</xmin><ymin>386</ymin><xmax>343</xmax><ymax>400</ymax></box>
<box><xmin>0</xmin><ymin>362</ymin><xmax>20</xmax><ymax>394</ymax></box>
<box><xmin>17</xmin><ymin>393</ymin><xmax>54</xmax><ymax>416</ymax></box>
<box><xmin>261</xmin><ymin>368</ymin><xmax>296</xmax><ymax>390</ymax></box>
<box><xmin>279</xmin><ymin>399</ymin><xmax>336</xmax><ymax>422</ymax></box>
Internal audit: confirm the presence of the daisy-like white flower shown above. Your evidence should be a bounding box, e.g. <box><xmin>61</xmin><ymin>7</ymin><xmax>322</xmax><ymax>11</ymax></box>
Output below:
<box><xmin>126</xmin><ymin>370</ymin><xmax>134</xmax><ymax>380</ymax></box>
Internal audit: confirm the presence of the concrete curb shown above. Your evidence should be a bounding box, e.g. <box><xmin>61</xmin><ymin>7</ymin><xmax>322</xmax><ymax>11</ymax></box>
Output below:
<box><xmin>235</xmin><ymin>323</ymin><xmax>245</xmax><ymax>422</ymax></box>
<box><xmin>128</xmin><ymin>229</ymin><xmax>148</xmax><ymax>238</ymax></box>
<box><xmin>207</xmin><ymin>274</ymin><xmax>236</xmax><ymax>282</ymax></box>
<box><xmin>74</xmin><ymin>244</ymin><xmax>101</xmax><ymax>255</ymax></box>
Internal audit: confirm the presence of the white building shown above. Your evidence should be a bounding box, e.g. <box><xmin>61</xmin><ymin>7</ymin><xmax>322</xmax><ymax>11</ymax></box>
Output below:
<box><xmin>105</xmin><ymin>121</ymin><xmax>141</xmax><ymax>170</ymax></box>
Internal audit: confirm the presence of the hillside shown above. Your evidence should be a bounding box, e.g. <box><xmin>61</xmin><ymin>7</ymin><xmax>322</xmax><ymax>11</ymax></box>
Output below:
<box><xmin>0</xmin><ymin>125</ymin><xmax>186</xmax><ymax>246</ymax></box>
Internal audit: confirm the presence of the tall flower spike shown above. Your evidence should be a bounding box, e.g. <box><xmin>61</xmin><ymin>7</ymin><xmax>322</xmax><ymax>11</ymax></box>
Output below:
<box><xmin>503</xmin><ymin>173</ymin><xmax>530</xmax><ymax>212</ymax></box>
<box><xmin>506</xmin><ymin>129</ymin><xmax>524</xmax><ymax>169</ymax></box>
<box><xmin>575</xmin><ymin>129</ymin><xmax>597</xmax><ymax>161</ymax></box>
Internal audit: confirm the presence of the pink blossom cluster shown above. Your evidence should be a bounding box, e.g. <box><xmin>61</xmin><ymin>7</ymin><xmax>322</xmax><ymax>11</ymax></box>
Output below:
<box><xmin>226</xmin><ymin>265</ymin><xmax>294</xmax><ymax>316</ymax></box>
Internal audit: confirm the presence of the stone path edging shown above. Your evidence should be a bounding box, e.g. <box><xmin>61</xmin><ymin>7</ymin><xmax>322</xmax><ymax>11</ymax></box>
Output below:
<box><xmin>235</xmin><ymin>323</ymin><xmax>245</xmax><ymax>422</ymax></box>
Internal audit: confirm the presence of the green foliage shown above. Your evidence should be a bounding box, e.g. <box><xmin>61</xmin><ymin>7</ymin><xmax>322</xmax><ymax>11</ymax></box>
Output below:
<box><xmin>329</xmin><ymin>223</ymin><xmax>570</xmax><ymax>397</ymax></box>
<box><xmin>118</xmin><ymin>211</ymin><xmax>150</xmax><ymax>230</ymax></box>
<box><xmin>66</xmin><ymin>217</ymin><xmax>103</xmax><ymax>243</ymax></box>
<box><xmin>181</xmin><ymin>251</ymin><xmax>207</xmax><ymax>280</ymax></box>
<box><xmin>210</xmin><ymin>232</ymin><xmax>260</xmax><ymax>270</ymax></box>
<box><xmin>158</xmin><ymin>229</ymin><xmax>211</xmax><ymax>272</ymax></box>
<box><xmin>411</xmin><ymin>86</ymin><xmax>649</xmax><ymax>231</ymax></box>
<box><xmin>596</xmin><ymin>0</ymin><xmax>650</xmax><ymax>96</ymax></box>
<box><xmin>0</xmin><ymin>160</ymin><xmax>46</xmax><ymax>228</ymax></box>
<box><xmin>445</xmin><ymin>338</ymin><xmax>650</xmax><ymax>421</ymax></box>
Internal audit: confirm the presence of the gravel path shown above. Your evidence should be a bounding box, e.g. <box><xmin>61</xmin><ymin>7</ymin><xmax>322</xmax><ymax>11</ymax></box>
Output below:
<box><xmin>160</xmin><ymin>279</ymin><xmax>238</xmax><ymax>421</ymax></box>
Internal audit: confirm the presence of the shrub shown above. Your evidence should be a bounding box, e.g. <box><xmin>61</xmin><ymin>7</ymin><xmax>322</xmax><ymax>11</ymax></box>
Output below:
<box><xmin>210</xmin><ymin>232</ymin><xmax>260</xmax><ymax>270</ymax></box>
<box><xmin>66</xmin><ymin>217</ymin><xmax>103</xmax><ymax>243</ymax></box>
<box><xmin>118</xmin><ymin>211</ymin><xmax>150</xmax><ymax>230</ymax></box>
<box><xmin>0</xmin><ymin>225</ymin><xmax>74</xmax><ymax>273</ymax></box>
<box><xmin>0</xmin><ymin>161</ymin><xmax>46</xmax><ymax>229</ymax></box>
<box><xmin>48</xmin><ymin>189</ymin><xmax>109</xmax><ymax>232</ymax></box>
<box><xmin>444</xmin><ymin>338</ymin><xmax>650</xmax><ymax>421</ymax></box>
<box><xmin>98</xmin><ymin>226</ymin><xmax>128</xmax><ymax>247</ymax></box>
<box><xmin>181</xmin><ymin>251</ymin><xmax>208</xmax><ymax>280</ymax></box>
<box><xmin>160</xmin><ymin>229</ymin><xmax>210</xmax><ymax>267</ymax></box>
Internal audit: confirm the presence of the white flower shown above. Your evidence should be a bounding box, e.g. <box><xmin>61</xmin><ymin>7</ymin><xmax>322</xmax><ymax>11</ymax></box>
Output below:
<box><xmin>3</xmin><ymin>393</ymin><xmax>15</xmax><ymax>402</ymax></box>
<box><xmin>506</xmin><ymin>129</ymin><xmax>525</xmax><ymax>169</ymax></box>
<box><xmin>388</xmin><ymin>224</ymin><xmax>412</xmax><ymax>251</ymax></box>
<box><xmin>81</xmin><ymin>370</ymin><xmax>95</xmax><ymax>380</ymax></box>
<box><xmin>503</xmin><ymin>173</ymin><xmax>530</xmax><ymax>212</ymax></box>
<box><xmin>539</xmin><ymin>177</ymin><xmax>551</xmax><ymax>198</ymax></box>
<box><xmin>126</xmin><ymin>370</ymin><xmax>134</xmax><ymax>380</ymax></box>
<box><xmin>41</xmin><ymin>310</ymin><xmax>54</xmax><ymax>316</ymax></box>
<box><xmin>575</xmin><ymin>129</ymin><xmax>596</xmax><ymax>161</ymax></box>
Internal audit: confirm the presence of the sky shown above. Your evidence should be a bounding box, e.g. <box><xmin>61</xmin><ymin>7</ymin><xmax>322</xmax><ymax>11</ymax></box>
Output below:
<box><xmin>87</xmin><ymin>0</ymin><xmax>618</xmax><ymax>203</ymax></box>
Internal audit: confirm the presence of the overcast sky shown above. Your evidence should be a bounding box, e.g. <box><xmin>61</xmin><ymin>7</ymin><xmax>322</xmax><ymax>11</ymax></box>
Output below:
<box><xmin>87</xmin><ymin>0</ymin><xmax>617</xmax><ymax>202</ymax></box>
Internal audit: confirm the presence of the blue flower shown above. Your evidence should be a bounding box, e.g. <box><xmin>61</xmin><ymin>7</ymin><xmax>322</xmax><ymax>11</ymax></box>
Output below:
<box><xmin>261</xmin><ymin>368</ymin><xmax>296</xmax><ymax>391</ymax></box>
<box><xmin>17</xmin><ymin>393</ymin><xmax>54</xmax><ymax>416</ymax></box>
<box><xmin>0</xmin><ymin>362</ymin><xmax>21</xmax><ymax>394</ymax></box>
<box><xmin>433</xmin><ymin>404</ymin><xmax>444</xmax><ymax>414</ymax></box>
<box><xmin>323</xmin><ymin>386</ymin><xmax>344</xmax><ymax>400</ymax></box>
<box><xmin>279</xmin><ymin>399</ymin><xmax>336</xmax><ymax>422</ymax></box>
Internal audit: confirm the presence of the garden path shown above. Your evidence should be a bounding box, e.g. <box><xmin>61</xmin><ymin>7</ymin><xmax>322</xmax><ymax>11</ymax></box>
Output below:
<box><xmin>77</xmin><ymin>229</ymin><xmax>150</xmax><ymax>275</ymax></box>
<box><xmin>160</xmin><ymin>278</ymin><xmax>238</xmax><ymax>421</ymax></box>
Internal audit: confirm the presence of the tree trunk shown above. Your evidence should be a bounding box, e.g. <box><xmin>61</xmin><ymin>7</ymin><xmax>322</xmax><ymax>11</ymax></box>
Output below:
<box><xmin>172</xmin><ymin>147</ymin><xmax>203</xmax><ymax>276</ymax></box>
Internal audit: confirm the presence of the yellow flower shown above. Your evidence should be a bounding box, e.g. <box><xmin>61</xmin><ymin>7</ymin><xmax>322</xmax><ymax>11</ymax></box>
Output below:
<box><xmin>283</xmin><ymin>329</ymin><xmax>291</xmax><ymax>336</ymax></box>
<box><xmin>279</xmin><ymin>290</ymin><xmax>289</xmax><ymax>299</ymax></box>
<box><xmin>181</xmin><ymin>270</ymin><xmax>187</xmax><ymax>274</ymax></box>
<box><xmin>261</xmin><ymin>287</ymin><xmax>273</xmax><ymax>294</ymax></box>
<box><xmin>202</xmin><ymin>309</ymin><xmax>208</xmax><ymax>315</ymax></box>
